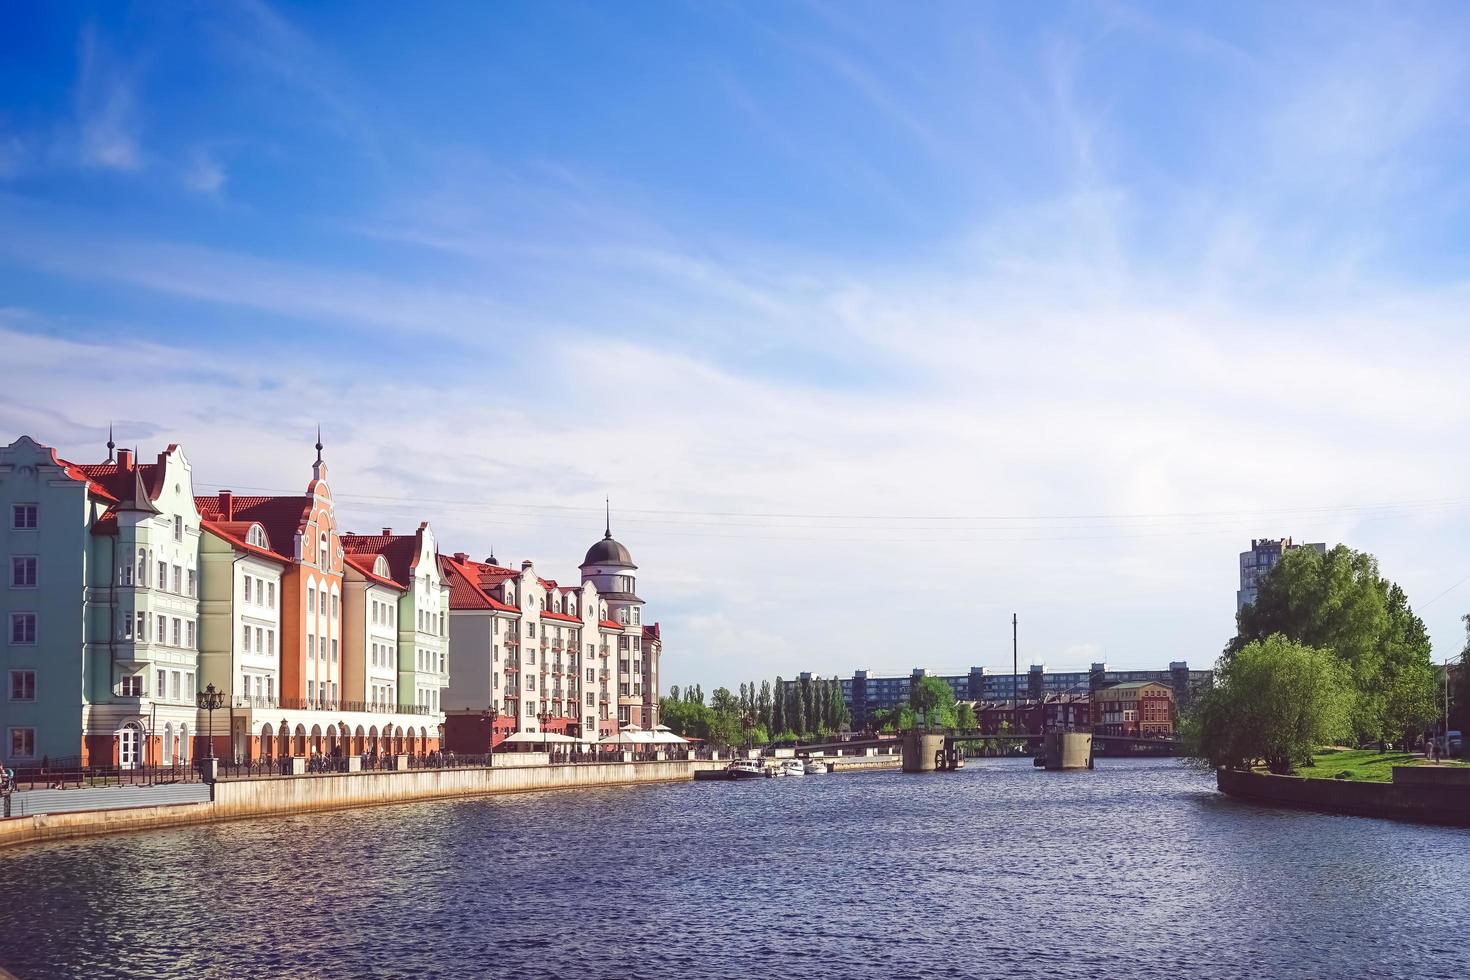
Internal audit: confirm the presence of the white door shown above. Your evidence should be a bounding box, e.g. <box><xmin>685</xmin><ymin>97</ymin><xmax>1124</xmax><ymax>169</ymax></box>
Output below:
<box><xmin>119</xmin><ymin>726</ymin><xmax>141</xmax><ymax>769</ymax></box>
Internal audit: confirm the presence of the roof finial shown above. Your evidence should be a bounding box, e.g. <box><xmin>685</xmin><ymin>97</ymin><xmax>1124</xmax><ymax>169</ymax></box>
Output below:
<box><xmin>315</xmin><ymin>424</ymin><xmax>323</xmax><ymax>464</ymax></box>
<box><xmin>106</xmin><ymin>422</ymin><xmax>115</xmax><ymax>462</ymax></box>
<box><xmin>488</xmin><ymin>543</ymin><xmax>497</xmax><ymax>566</ymax></box>
<box><xmin>605</xmin><ymin>496</ymin><xmax>612</xmax><ymax>539</ymax></box>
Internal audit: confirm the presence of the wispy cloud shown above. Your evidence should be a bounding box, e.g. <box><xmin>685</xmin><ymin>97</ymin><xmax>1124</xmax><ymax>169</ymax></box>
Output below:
<box><xmin>182</xmin><ymin>147</ymin><xmax>226</xmax><ymax>194</ymax></box>
<box><xmin>74</xmin><ymin>24</ymin><xmax>142</xmax><ymax>171</ymax></box>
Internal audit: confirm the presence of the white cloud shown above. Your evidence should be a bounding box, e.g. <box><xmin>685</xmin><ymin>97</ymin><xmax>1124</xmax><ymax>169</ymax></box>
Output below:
<box><xmin>74</xmin><ymin>25</ymin><xmax>142</xmax><ymax>172</ymax></box>
<box><xmin>182</xmin><ymin>148</ymin><xmax>226</xmax><ymax>195</ymax></box>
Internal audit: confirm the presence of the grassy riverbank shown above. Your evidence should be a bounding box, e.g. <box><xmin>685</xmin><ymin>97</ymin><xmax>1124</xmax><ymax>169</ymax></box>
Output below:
<box><xmin>1295</xmin><ymin>749</ymin><xmax>1469</xmax><ymax>782</ymax></box>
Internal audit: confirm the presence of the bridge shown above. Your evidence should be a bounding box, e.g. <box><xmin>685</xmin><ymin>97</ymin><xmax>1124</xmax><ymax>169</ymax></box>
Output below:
<box><xmin>787</xmin><ymin>730</ymin><xmax>1181</xmax><ymax>772</ymax></box>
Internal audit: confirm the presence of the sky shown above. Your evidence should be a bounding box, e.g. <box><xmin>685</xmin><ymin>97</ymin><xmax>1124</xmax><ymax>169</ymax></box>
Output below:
<box><xmin>4</xmin><ymin>1</ymin><xmax>1470</xmax><ymax>692</ymax></box>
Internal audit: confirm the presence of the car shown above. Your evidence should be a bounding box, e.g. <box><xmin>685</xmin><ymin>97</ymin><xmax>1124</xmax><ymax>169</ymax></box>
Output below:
<box><xmin>1446</xmin><ymin>731</ymin><xmax>1463</xmax><ymax>758</ymax></box>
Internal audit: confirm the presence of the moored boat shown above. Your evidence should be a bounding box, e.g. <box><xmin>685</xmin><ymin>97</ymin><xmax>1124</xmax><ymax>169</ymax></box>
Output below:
<box><xmin>803</xmin><ymin>760</ymin><xmax>826</xmax><ymax>775</ymax></box>
<box><xmin>727</xmin><ymin>760</ymin><xmax>764</xmax><ymax>780</ymax></box>
<box><xmin>782</xmin><ymin>759</ymin><xmax>806</xmax><ymax>777</ymax></box>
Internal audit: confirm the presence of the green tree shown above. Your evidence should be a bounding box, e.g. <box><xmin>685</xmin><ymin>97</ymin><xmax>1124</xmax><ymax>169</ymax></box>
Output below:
<box><xmin>757</xmin><ymin>681</ymin><xmax>773</xmax><ymax>732</ymax></box>
<box><xmin>1231</xmin><ymin>545</ymin><xmax>1432</xmax><ymax>740</ymax></box>
<box><xmin>771</xmin><ymin>677</ymin><xmax>786</xmax><ymax>733</ymax></box>
<box><xmin>787</xmin><ymin>684</ymin><xmax>804</xmax><ymax>736</ymax></box>
<box><xmin>955</xmin><ymin>702</ymin><xmax>977</xmax><ymax>729</ymax></box>
<box><xmin>669</xmin><ymin>685</ymin><xmax>680</xmax><ymax>702</ymax></box>
<box><xmin>910</xmin><ymin>676</ymin><xmax>958</xmax><ymax>730</ymax></box>
<box><xmin>1190</xmin><ymin>634</ymin><xmax>1354</xmax><ymax>774</ymax></box>
<box><xmin>830</xmin><ymin>677</ymin><xmax>851</xmax><ymax>731</ymax></box>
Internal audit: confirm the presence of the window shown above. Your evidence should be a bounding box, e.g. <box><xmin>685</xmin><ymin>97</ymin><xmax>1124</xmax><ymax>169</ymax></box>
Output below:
<box><xmin>586</xmin><ymin>692</ymin><xmax>594</xmax><ymax>707</ymax></box>
<box><xmin>9</xmin><ymin>728</ymin><xmax>35</xmax><ymax>758</ymax></box>
<box><xmin>10</xmin><ymin>613</ymin><xmax>36</xmax><ymax>645</ymax></box>
<box><xmin>242</xmin><ymin>672</ymin><xmax>250</xmax><ymax>697</ymax></box>
<box><xmin>121</xmin><ymin>674</ymin><xmax>142</xmax><ymax>697</ymax></box>
<box><xmin>174</xmin><ymin>516</ymin><xmax>183</xmax><ymax>541</ymax></box>
<box><xmin>121</xmin><ymin>560</ymin><xmax>133</xmax><ymax>586</ymax></box>
<box><xmin>171</xmin><ymin>671</ymin><xmax>181</xmax><ymax>701</ymax></box>
<box><xmin>308</xmin><ymin>587</ymin><xmax>316</xmax><ymax>613</ymax></box>
<box><xmin>242</xmin><ymin>625</ymin><xmax>252</xmax><ymax>653</ymax></box>
<box><xmin>267</xmin><ymin>676</ymin><xmax>274</xmax><ymax>701</ymax></box>
<box><xmin>171</xmin><ymin>618</ymin><xmax>181</xmax><ymax>646</ymax></box>
<box><xmin>319</xmin><ymin>637</ymin><xmax>327</xmax><ymax>661</ymax></box>
<box><xmin>172</xmin><ymin>565</ymin><xmax>181</xmax><ymax>594</ymax></box>
<box><xmin>186</xmin><ymin>621</ymin><xmax>196</xmax><ymax>649</ymax></box>
<box><xmin>527</xmin><ymin>675</ymin><xmax>536</xmax><ymax>691</ymax></box>
<box><xmin>319</xmin><ymin>532</ymin><xmax>328</xmax><ymax>568</ymax></box>
<box><xmin>158</xmin><ymin>561</ymin><xmax>167</xmax><ymax>590</ymax></box>
<box><xmin>10</xmin><ymin>556</ymin><xmax>37</xmax><ymax>588</ymax></box>
<box><xmin>9</xmin><ymin>670</ymin><xmax>36</xmax><ymax>701</ymax></box>
<box><xmin>331</xmin><ymin>639</ymin><xmax>338</xmax><ymax>663</ymax></box>
<box><xmin>136</xmin><ymin>549</ymin><xmax>147</xmax><ymax>584</ymax></box>
<box><xmin>11</xmin><ymin>504</ymin><xmax>37</xmax><ymax>529</ymax></box>
<box><xmin>255</xmin><ymin>627</ymin><xmax>262</xmax><ymax>653</ymax></box>
<box><xmin>187</xmin><ymin>569</ymin><xmax>196</xmax><ymax>596</ymax></box>
<box><xmin>248</xmin><ymin>525</ymin><xmax>267</xmax><ymax>548</ymax></box>
<box><xmin>307</xmin><ymin>679</ymin><xmax>315</xmax><ymax>701</ymax></box>
<box><xmin>527</xmin><ymin>623</ymin><xmax>536</xmax><ymax>639</ymax></box>
<box><xmin>331</xmin><ymin>594</ymin><xmax>338</xmax><ymax>619</ymax></box>
<box><xmin>156</xmin><ymin>669</ymin><xmax>166</xmax><ymax>696</ymax></box>
<box><xmin>244</xmin><ymin>577</ymin><xmax>252</xmax><ymax>603</ymax></box>
<box><xmin>266</xmin><ymin>630</ymin><xmax>275</xmax><ymax>655</ymax></box>
<box><xmin>586</xmin><ymin>667</ymin><xmax>594</xmax><ymax>683</ymax></box>
<box><xmin>267</xmin><ymin>582</ymin><xmax>275</xmax><ymax>608</ymax></box>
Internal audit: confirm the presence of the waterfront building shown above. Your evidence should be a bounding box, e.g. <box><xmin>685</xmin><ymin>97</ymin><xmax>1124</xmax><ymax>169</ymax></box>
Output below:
<box><xmin>1238</xmin><ymin>537</ymin><xmax>1326</xmax><ymax>612</ymax></box>
<box><xmin>798</xmin><ymin>662</ymin><xmax>1211</xmax><ymax>731</ymax></box>
<box><xmin>441</xmin><ymin>519</ymin><xmax>663</xmax><ymax>750</ymax></box>
<box><xmin>973</xmin><ymin>693</ymin><xmax>1092</xmax><ymax>735</ymax></box>
<box><xmin>0</xmin><ymin>435</ymin><xmax>207</xmax><ymax>767</ymax></box>
<box><xmin>1092</xmin><ymin>680</ymin><xmax>1176</xmax><ymax>737</ymax></box>
<box><xmin>579</xmin><ymin>515</ymin><xmax>660</xmax><ymax>730</ymax></box>
<box><xmin>340</xmin><ymin>522</ymin><xmax>451</xmax><ymax>724</ymax></box>
<box><xmin>194</xmin><ymin>437</ymin><xmax>440</xmax><ymax>760</ymax></box>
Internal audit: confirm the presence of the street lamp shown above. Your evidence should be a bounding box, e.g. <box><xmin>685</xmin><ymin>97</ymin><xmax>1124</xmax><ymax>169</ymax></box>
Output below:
<box><xmin>196</xmin><ymin>682</ymin><xmax>225</xmax><ymax>763</ymax></box>
<box><xmin>482</xmin><ymin>706</ymin><xmax>500</xmax><ymax>765</ymax></box>
<box><xmin>538</xmin><ymin>709</ymin><xmax>553</xmax><ymax>761</ymax></box>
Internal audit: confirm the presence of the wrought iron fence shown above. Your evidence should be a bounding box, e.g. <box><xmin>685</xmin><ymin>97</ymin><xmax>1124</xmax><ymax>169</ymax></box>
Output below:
<box><xmin>3</xmin><ymin>757</ymin><xmax>203</xmax><ymax>791</ymax></box>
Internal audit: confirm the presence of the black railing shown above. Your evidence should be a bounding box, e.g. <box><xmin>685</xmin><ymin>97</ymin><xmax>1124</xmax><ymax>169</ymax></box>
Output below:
<box><xmin>4</xmin><ymin>757</ymin><xmax>203</xmax><ymax>791</ymax></box>
<box><xmin>201</xmin><ymin>747</ymin><xmax>711</xmax><ymax>780</ymax></box>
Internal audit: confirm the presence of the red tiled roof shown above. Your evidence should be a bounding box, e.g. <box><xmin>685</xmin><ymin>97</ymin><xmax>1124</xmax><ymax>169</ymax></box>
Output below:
<box><xmin>439</xmin><ymin>554</ymin><xmax>521</xmax><ymax>613</ymax></box>
<box><xmin>340</xmin><ymin>532</ymin><xmax>421</xmax><ymax>588</ymax></box>
<box><xmin>91</xmin><ymin>512</ymin><xmax>118</xmax><ymax>536</ymax></box>
<box><xmin>599</xmin><ymin>619</ymin><xmax>624</xmax><ymax>631</ymax></box>
<box><xmin>46</xmin><ymin>448</ymin><xmax>121</xmax><ymax>503</ymax></box>
<box><xmin>74</xmin><ymin>459</ymin><xmax>164</xmax><ymax>502</ymax></box>
<box><xmin>643</xmin><ymin>623</ymin><xmax>661</xmax><ymax>642</ymax></box>
<box><xmin>201</xmin><ymin>520</ymin><xmax>291</xmax><ymax>565</ymax></box>
<box><xmin>196</xmin><ymin>494</ymin><xmax>310</xmax><ymax>561</ymax></box>
<box><xmin>540</xmin><ymin>610</ymin><xmax>581</xmax><ymax>624</ymax></box>
<box><xmin>344</xmin><ymin>553</ymin><xmax>405</xmax><ymax>590</ymax></box>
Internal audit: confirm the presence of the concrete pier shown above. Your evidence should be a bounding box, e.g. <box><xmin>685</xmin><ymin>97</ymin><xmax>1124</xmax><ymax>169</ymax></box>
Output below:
<box><xmin>1042</xmin><ymin>732</ymin><xmax>1093</xmax><ymax>770</ymax></box>
<box><xmin>901</xmin><ymin>733</ymin><xmax>948</xmax><ymax>772</ymax></box>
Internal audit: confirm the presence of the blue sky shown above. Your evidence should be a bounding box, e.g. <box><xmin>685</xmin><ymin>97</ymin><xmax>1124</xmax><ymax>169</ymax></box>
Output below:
<box><xmin>4</xmin><ymin>1</ymin><xmax>1470</xmax><ymax>689</ymax></box>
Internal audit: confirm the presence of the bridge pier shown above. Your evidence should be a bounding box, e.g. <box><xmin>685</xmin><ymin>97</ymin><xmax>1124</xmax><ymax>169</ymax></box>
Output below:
<box><xmin>1042</xmin><ymin>731</ymin><xmax>1093</xmax><ymax>770</ymax></box>
<box><xmin>901</xmin><ymin>733</ymin><xmax>948</xmax><ymax>773</ymax></box>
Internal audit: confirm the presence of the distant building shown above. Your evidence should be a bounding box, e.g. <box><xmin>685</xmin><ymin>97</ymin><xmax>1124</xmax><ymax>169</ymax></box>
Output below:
<box><xmin>1092</xmin><ymin>680</ymin><xmax>1175</xmax><ymax>737</ymax></box>
<box><xmin>1238</xmin><ymin>537</ymin><xmax>1326</xmax><ymax>613</ymax></box>
<box><xmin>789</xmin><ymin>662</ymin><xmax>1212</xmax><ymax>731</ymax></box>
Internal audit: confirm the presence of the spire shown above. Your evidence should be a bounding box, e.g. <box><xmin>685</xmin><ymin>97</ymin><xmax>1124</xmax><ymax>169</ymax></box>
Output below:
<box><xmin>605</xmin><ymin>497</ymin><xmax>612</xmax><ymax>539</ymax></box>
<box><xmin>106</xmin><ymin>422</ymin><xmax>115</xmax><ymax>463</ymax></box>
<box><xmin>315</xmin><ymin>425</ymin><xmax>324</xmax><ymax>464</ymax></box>
<box><xmin>116</xmin><ymin>451</ymin><xmax>160</xmax><ymax>515</ymax></box>
<box><xmin>487</xmin><ymin>543</ymin><xmax>498</xmax><ymax>566</ymax></box>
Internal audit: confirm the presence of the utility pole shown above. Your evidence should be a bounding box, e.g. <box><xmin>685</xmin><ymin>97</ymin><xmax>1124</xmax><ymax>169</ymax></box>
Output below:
<box><xmin>1012</xmin><ymin>613</ymin><xmax>1018</xmax><ymax>715</ymax></box>
<box><xmin>1445</xmin><ymin>658</ymin><xmax>1452</xmax><ymax>758</ymax></box>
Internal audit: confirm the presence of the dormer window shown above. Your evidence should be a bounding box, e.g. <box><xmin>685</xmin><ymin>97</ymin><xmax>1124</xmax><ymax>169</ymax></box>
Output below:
<box><xmin>246</xmin><ymin>525</ymin><xmax>268</xmax><ymax>549</ymax></box>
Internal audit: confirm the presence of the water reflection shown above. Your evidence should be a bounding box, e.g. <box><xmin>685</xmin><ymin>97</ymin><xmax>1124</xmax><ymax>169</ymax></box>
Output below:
<box><xmin>0</xmin><ymin>759</ymin><xmax>1465</xmax><ymax>979</ymax></box>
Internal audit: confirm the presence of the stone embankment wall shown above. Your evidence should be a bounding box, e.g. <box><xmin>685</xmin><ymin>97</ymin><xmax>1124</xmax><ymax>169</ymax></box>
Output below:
<box><xmin>1216</xmin><ymin>766</ymin><xmax>1470</xmax><ymax>827</ymax></box>
<box><xmin>0</xmin><ymin>759</ymin><xmax>724</xmax><ymax>851</ymax></box>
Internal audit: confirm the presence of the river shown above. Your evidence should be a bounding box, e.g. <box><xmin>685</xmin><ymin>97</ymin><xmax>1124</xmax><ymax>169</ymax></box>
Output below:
<box><xmin>0</xmin><ymin>758</ymin><xmax>1465</xmax><ymax>979</ymax></box>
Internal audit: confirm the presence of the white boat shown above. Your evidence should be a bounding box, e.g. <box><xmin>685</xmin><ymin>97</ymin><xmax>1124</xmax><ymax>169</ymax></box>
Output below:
<box><xmin>782</xmin><ymin>759</ymin><xmax>806</xmax><ymax>777</ymax></box>
<box><xmin>766</xmin><ymin>763</ymin><xmax>785</xmax><ymax>777</ymax></box>
<box><xmin>803</xmin><ymin>760</ymin><xmax>826</xmax><ymax>775</ymax></box>
<box><xmin>726</xmin><ymin>760</ymin><xmax>764</xmax><ymax>780</ymax></box>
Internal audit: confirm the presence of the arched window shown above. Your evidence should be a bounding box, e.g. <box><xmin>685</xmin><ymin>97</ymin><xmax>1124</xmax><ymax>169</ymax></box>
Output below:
<box><xmin>319</xmin><ymin>532</ymin><xmax>329</xmax><ymax>568</ymax></box>
<box><xmin>247</xmin><ymin>525</ymin><xmax>267</xmax><ymax>548</ymax></box>
<box><xmin>136</xmin><ymin>548</ymin><xmax>146</xmax><ymax>584</ymax></box>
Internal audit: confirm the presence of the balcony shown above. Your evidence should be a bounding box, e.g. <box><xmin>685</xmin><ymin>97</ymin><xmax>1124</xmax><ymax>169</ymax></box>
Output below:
<box><xmin>230</xmin><ymin>695</ymin><xmax>436</xmax><ymax>716</ymax></box>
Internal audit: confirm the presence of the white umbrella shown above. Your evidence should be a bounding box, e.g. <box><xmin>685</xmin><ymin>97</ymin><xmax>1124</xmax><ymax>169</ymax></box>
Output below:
<box><xmin>599</xmin><ymin>731</ymin><xmax>652</xmax><ymax>745</ymax></box>
<box><xmin>650</xmin><ymin>730</ymin><xmax>689</xmax><ymax>744</ymax></box>
<box><xmin>501</xmin><ymin>731</ymin><xmax>577</xmax><ymax>745</ymax></box>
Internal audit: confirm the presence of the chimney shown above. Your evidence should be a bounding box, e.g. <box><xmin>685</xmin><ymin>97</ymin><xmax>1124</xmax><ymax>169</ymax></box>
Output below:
<box><xmin>117</xmin><ymin>448</ymin><xmax>134</xmax><ymax>469</ymax></box>
<box><xmin>453</xmin><ymin>552</ymin><xmax>468</xmax><ymax>561</ymax></box>
<box><xmin>381</xmin><ymin>527</ymin><xmax>392</xmax><ymax>535</ymax></box>
<box><xmin>218</xmin><ymin>490</ymin><xmax>234</xmax><ymax>521</ymax></box>
<box><xmin>521</xmin><ymin>560</ymin><xmax>534</xmax><ymax>572</ymax></box>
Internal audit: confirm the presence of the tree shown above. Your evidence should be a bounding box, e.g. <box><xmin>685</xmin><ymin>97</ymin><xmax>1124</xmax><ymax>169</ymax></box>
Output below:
<box><xmin>955</xmin><ymin>702</ymin><xmax>977</xmax><ymax>729</ymax></box>
<box><xmin>1190</xmin><ymin>634</ymin><xmax>1354</xmax><ymax>774</ymax></box>
<box><xmin>757</xmin><ymin>681</ymin><xmax>773</xmax><ymax>732</ymax></box>
<box><xmin>1230</xmin><ymin>545</ymin><xmax>1433</xmax><ymax>740</ymax></box>
<box><xmin>771</xmin><ymin>677</ymin><xmax>786</xmax><ymax>733</ymax></box>
<box><xmin>910</xmin><ymin>676</ymin><xmax>957</xmax><ymax>730</ymax></box>
<box><xmin>786</xmin><ymin>684</ymin><xmax>804</xmax><ymax>736</ymax></box>
<box><xmin>830</xmin><ymin>677</ymin><xmax>850</xmax><ymax>731</ymax></box>
<box><xmin>669</xmin><ymin>685</ymin><xmax>680</xmax><ymax>702</ymax></box>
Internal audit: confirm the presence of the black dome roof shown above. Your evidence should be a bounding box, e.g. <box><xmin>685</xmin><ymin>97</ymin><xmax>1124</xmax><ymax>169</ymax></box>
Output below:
<box><xmin>583</xmin><ymin>531</ymin><xmax>634</xmax><ymax>567</ymax></box>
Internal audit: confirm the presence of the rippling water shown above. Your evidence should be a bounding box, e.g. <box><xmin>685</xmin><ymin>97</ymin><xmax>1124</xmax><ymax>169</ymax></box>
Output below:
<box><xmin>1</xmin><ymin>758</ymin><xmax>1466</xmax><ymax>979</ymax></box>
